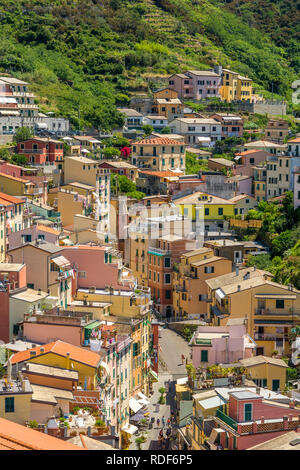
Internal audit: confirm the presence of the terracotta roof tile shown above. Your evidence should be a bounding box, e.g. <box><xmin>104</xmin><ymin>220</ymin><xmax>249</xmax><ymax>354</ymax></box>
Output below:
<box><xmin>132</xmin><ymin>137</ymin><xmax>185</xmax><ymax>146</ymax></box>
<box><xmin>0</xmin><ymin>418</ymin><xmax>83</xmax><ymax>450</ymax></box>
<box><xmin>10</xmin><ymin>340</ymin><xmax>101</xmax><ymax>368</ymax></box>
<box><xmin>0</xmin><ymin>192</ymin><xmax>24</xmax><ymax>204</ymax></box>
<box><xmin>36</xmin><ymin>225</ymin><xmax>60</xmax><ymax>235</ymax></box>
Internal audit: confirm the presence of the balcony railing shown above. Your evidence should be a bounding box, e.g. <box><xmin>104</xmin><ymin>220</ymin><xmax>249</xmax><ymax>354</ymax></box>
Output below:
<box><xmin>148</xmin><ymin>247</ymin><xmax>171</xmax><ymax>256</ymax></box>
<box><xmin>254</xmin><ymin>333</ymin><xmax>285</xmax><ymax>341</ymax></box>
<box><xmin>255</xmin><ymin>308</ymin><xmax>300</xmax><ymax>317</ymax></box>
<box><xmin>216</xmin><ymin>409</ymin><xmax>238</xmax><ymax>431</ymax></box>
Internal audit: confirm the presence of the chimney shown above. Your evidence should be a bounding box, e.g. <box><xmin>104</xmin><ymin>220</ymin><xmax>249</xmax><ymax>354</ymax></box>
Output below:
<box><xmin>21</xmin><ymin>377</ymin><xmax>27</xmax><ymax>392</ymax></box>
<box><xmin>66</xmin><ymin>351</ymin><xmax>70</xmax><ymax>369</ymax></box>
<box><xmin>40</xmin><ymin>347</ymin><xmax>45</xmax><ymax>354</ymax></box>
<box><xmin>47</xmin><ymin>417</ymin><xmax>59</xmax><ymax>437</ymax></box>
<box><xmin>256</xmin><ymin>386</ymin><xmax>260</xmax><ymax>395</ymax></box>
<box><xmin>236</xmin><ymin>267</ymin><xmax>239</xmax><ymax>276</ymax></box>
<box><xmin>30</xmin><ymin>350</ymin><xmax>37</xmax><ymax>357</ymax></box>
<box><xmin>237</xmin><ymin>285</ymin><xmax>241</xmax><ymax>292</ymax></box>
<box><xmin>289</xmin><ymin>400</ymin><xmax>295</xmax><ymax>409</ymax></box>
<box><xmin>38</xmin><ymin>289</ymin><xmax>41</xmax><ymax>295</ymax></box>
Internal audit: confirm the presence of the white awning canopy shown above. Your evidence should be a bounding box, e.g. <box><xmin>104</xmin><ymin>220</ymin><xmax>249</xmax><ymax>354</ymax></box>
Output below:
<box><xmin>35</xmin><ymin>122</ymin><xmax>48</xmax><ymax>129</ymax></box>
<box><xmin>51</xmin><ymin>255</ymin><xmax>71</xmax><ymax>268</ymax></box>
<box><xmin>100</xmin><ymin>361</ymin><xmax>109</xmax><ymax>374</ymax></box>
<box><xmin>137</xmin><ymin>392</ymin><xmax>150</xmax><ymax>403</ymax></box>
<box><xmin>0</xmin><ymin>110</ymin><xmax>19</xmax><ymax>115</ymax></box>
<box><xmin>122</xmin><ymin>423</ymin><xmax>138</xmax><ymax>435</ymax></box>
<box><xmin>129</xmin><ymin>397</ymin><xmax>143</xmax><ymax>414</ymax></box>
<box><xmin>215</xmin><ymin>288</ymin><xmax>225</xmax><ymax>303</ymax></box>
<box><xmin>197</xmin><ymin>137</ymin><xmax>211</xmax><ymax>142</ymax></box>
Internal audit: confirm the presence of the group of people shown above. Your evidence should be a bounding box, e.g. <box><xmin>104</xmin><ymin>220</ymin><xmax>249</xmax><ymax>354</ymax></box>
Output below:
<box><xmin>156</xmin><ymin>414</ymin><xmax>175</xmax><ymax>449</ymax></box>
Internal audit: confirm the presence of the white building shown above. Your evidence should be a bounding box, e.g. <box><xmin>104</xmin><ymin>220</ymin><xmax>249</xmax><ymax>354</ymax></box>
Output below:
<box><xmin>169</xmin><ymin>117</ymin><xmax>222</xmax><ymax>147</ymax></box>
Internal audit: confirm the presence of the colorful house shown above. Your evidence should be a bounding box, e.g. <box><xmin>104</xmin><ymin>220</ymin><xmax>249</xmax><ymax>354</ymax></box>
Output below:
<box><xmin>16</xmin><ymin>138</ymin><xmax>64</xmax><ymax>165</ymax></box>
<box><xmin>239</xmin><ymin>355</ymin><xmax>288</xmax><ymax>392</ymax></box>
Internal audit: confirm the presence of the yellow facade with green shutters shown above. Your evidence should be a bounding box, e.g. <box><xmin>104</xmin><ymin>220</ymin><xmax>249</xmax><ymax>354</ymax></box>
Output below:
<box><xmin>175</xmin><ymin>194</ymin><xmax>235</xmax><ymax>221</ymax></box>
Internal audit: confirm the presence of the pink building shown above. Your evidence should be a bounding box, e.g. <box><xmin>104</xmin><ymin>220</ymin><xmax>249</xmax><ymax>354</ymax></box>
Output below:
<box><xmin>168</xmin><ymin>70</ymin><xmax>221</xmax><ymax>100</ymax></box>
<box><xmin>62</xmin><ymin>245</ymin><xmax>134</xmax><ymax>291</ymax></box>
<box><xmin>234</xmin><ymin>150</ymin><xmax>271</xmax><ymax>178</ymax></box>
<box><xmin>214</xmin><ymin>391</ymin><xmax>300</xmax><ymax>450</ymax></box>
<box><xmin>8</xmin><ymin>224</ymin><xmax>59</xmax><ymax>250</ymax></box>
<box><xmin>190</xmin><ymin>324</ymin><xmax>255</xmax><ymax>367</ymax></box>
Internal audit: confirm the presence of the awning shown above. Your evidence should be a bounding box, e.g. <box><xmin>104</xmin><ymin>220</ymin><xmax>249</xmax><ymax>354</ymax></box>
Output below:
<box><xmin>0</xmin><ymin>110</ymin><xmax>19</xmax><ymax>115</ymax></box>
<box><xmin>100</xmin><ymin>361</ymin><xmax>110</xmax><ymax>375</ymax></box>
<box><xmin>35</xmin><ymin>122</ymin><xmax>48</xmax><ymax>129</ymax></box>
<box><xmin>129</xmin><ymin>397</ymin><xmax>144</xmax><ymax>414</ymax></box>
<box><xmin>137</xmin><ymin>392</ymin><xmax>150</xmax><ymax>404</ymax></box>
<box><xmin>149</xmin><ymin>369</ymin><xmax>158</xmax><ymax>381</ymax></box>
<box><xmin>129</xmin><ymin>411</ymin><xmax>146</xmax><ymax>423</ymax></box>
<box><xmin>197</xmin><ymin>137</ymin><xmax>211</xmax><ymax>142</ymax></box>
<box><xmin>215</xmin><ymin>288</ymin><xmax>225</xmax><ymax>303</ymax></box>
<box><xmin>122</xmin><ymin>423</ymin><xmax>138</xmax><ymax>435</ymax></box>
<box><xmin>51</xmin><ymin>255</ymin><xmax>71</xmax><ymax>268</ymax></box>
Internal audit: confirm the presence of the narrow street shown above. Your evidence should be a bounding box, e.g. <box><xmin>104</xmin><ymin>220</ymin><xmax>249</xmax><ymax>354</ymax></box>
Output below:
<box><xmin>129</xmin><ymin>326</ymin><xmax>192</xmax><ymax>450</ymax></box>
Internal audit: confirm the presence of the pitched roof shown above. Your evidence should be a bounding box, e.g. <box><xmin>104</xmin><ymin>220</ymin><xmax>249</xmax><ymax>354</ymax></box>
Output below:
<box><xmin>205</xmin><ymin>267</ymin><xmax>272</xmax><ymax>290</ymax></box>
<box><xmin>186</xmin><ymin>70</ymin><xmax>219</xmax><ymax>77</ymax></box>
<box><xmin>0</xmin><ymin>172</ymin><xmax>28</xmax><ymax>183</ymax></box>
<box><xmin>208</xmin><ymin>158</ymin><xmax>235</xmax><ymax>167</ymax></box>
<box><xmin>288</xmin><ymin>137</ymin><xmax>300</xmax><ymax>143</ymax></box>
<box><xmin>31</xmin><ymin>384</ymin><xmax>74</xmax><ymax>405</ymax></box>
<box><xmin>138</xmin><ymin>170</ymin><xmax>181</xmax><ymax>178</ymax></box>
<box><xmin>174</xmin><ymin>191</ymin><xmax>235</xmax><ymax>205</ymax></box>
<box><xmin>0</xmin><ymin>418</ymin><xmax>82</xmax><ymax>450</ymax></box>
<box><xmin>10</xmin><ymin>340</ymin><xmax>101</xmax><ymax>368</ymax></box>
<box><xmin>36</xmin><ymin>225</ymin><xmax>60</xmax><ymax>235</ymax></box>
<box><xmin>239</xmin><ymin>355</ymin><xmax>288</xmax><ymax>368</ymax></box>
<box><xmin>0</xmin><ymin>192</ymin><xmax>24</xmax><ymax>204</ymax></box>
<box><xmin>132</xmin><ymin>137</ymin><xmax>184</xmax><ymax>145</ymax></box>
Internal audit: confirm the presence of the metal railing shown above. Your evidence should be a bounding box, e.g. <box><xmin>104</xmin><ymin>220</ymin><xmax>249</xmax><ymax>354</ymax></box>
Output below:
<box><xmin>216</xmin><ymin>409</ymin><xmax>238</xmax><ymax>431</ymax></box>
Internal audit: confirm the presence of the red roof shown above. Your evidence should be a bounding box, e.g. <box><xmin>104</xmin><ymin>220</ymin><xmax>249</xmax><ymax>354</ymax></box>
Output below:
<box><xmin>132</xmin><ymin>137</ymin><xmax>184</xmax><ymax>145</ymax></box>
<box><xmin>10</xmin><ymin>340</ymin><xmax>101</xmax><ymax>368</ymax></box>
<box><xmin>0</xmin><ymin>418</ymin><xmax>82</xmax><ymax>450</ymax></box>
<box><xmin>0</xmin><ymin>192</ymin><xmax>24</xmax><ymax>205</ymax></box>
<box><xmin>288</xmin><ymin>137</ymin><xmax>300</xmax><ymax>143</ymax></box>
<box><xmin>138</xmin><ymin>170</ymin><xmax>181</xmax><ymax>178</ymax></box>
<box><xmin>235</xmin><ymin>149</ymin><xmax>262</xmax><ymax>156</ymax></box>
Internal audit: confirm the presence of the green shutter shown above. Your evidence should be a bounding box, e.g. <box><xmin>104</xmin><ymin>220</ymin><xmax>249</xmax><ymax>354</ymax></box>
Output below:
<box><xmin>201</xmin><ymin>350</ymin><xmax>208</xmax><ymax>362</ymax></box>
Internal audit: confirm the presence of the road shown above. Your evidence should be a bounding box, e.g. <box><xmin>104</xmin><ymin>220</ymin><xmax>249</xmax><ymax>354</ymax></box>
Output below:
<box><xmin>158</xmin><ymin>326</ymin><xmax>192</xmax><ymax>377</ymax></box>
<box><xmin>129</xmin><ymin>327</ymin><xmax>192</xmax><ymax>450</ymax></box>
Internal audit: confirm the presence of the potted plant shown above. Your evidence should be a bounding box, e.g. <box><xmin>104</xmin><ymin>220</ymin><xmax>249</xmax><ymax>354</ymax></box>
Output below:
<box><xmin>135</xmin><ymin>435</ymin><xmax>146</xmax><ymax>450</ymax></box>
<box><xmin>95</xmin><ymin>419</ymin><xmax>107</xmax><ymax>435</ymax></box>
<box><xmin>72</xmin><ymin>406</ymin><xmax>80</xmax><ymax>415</ymax></box>
<box><xmin>29</xmin><ymin>420</ymin><xmax>38</xmax><ymax>429</ymax></box>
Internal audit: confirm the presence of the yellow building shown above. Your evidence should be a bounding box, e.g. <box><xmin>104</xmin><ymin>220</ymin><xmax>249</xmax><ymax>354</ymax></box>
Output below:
<box><xmin>0</xmin><ymin>375</ymin><xmax>32</xmax><ymax>425</ymax></box>
<box><xmin>64</xmin><ymin>156</ymin><xmax>98</xmax><ymax>186</ymax></box>
<box><xmin>206</xmin><ymin>268</ymin><xmax>300</xmax><ymax>357</ymax></box>
<box><xmin>75</xmin><ymin>287</ymin><xmax>152</xmax><ymax>395</ymax></box>
<box><xmin>253</xmin><ymin>165</ymin><xmax>267</xmax><ymax>202</ymax></box>
<box><xmin>184</xmin><ymin>390</ymin><xmax>225</xmax><ymax>450</ymax></box>
<box><xmin>239</xmin><ymin>356</ymin><xmax>288</xmax><ymax>392</ymax></box>
<box><xmin>174</xmin><ymin>191</ymin><xmax>235</xmax><ymax>232</ymax></box>
<box><xmin>173</xmin><ymin>248</ymin><xmax>232</xmax><ymax>320</ymax></box>
<box><xmin>220</xmin><ymin>69</ymin><xmax>253</xmax><ymax>103</ymax></box>
<box><xmin>57</xmin><ymin>189</ymin><xmax>85</xmax><ymax>227</ymax></box>
<box><xmin>10</xmin><ymin>340</ymin><xmax>103</xmax><ymax>390</ymax></box>
<box><xmin>131</xmin><ymin>136</ymin><xmax>186</xmax><ymax>172</ymax></box>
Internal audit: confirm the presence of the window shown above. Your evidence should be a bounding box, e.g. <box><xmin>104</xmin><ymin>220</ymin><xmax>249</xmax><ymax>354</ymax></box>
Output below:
<box><xmin>201</xmin><ymin>350</ymin><xmax>208</xmax><ymax>362</ymax></box>
<box><xmin>244</xmin><ymin>403</ymin><xmax>252</xmax><ymax>422</ymax></box>
<box><xmin>205</xmin><ymin>208</ymin><xmax>209</xmax><ymax>216</ymax></box>
<box><xmin>276</xmin><ymin>299</ymin><xmax>284</xmax><ymax>309</ymax></box>
<box><xmin>218</xmin><ymin>208</ymin><xmax>223</xmax><ymax>216</ymax></box>
<box><xmin>164</xmin><ymin>257</ymin><xmax>170</xmax><ymax>268</ymax></box>
<box><xmin>165</xmin><ymin>273</ymin><xmax>171</xmax><ymax>284</ymax></box>
<box><xmin>165</xmin><ymin>290</ymin><xmax>171</xmax><ymax>300</ymax></box>
<box><xmin>5</xmin><ymin>397</ymin><xmax>14</xmax><ymax>413</ymax></box>
<box><xmin>204</xmin><ymin>266</ymin><xmax>214</xmax><ymax>274</ymax></box>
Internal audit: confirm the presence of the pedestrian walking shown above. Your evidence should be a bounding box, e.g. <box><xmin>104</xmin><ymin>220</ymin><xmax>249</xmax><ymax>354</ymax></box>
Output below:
<box><xmin>167</xmin><ymin>418</ymin><xmax>171</xmax><ymax>427</ymax></box>
<box><xmin>162</xmin><ymin>416</ymin><xmax>166</xmax><ymax>428</ymax></box>
<box><xmin>181</xmin><ymin>354</ymin><xmax>185</xmax><ymax>365</ymax></box>
<box><xmin>159</xmin><ymin>428</ymin><xmax>164</xmax><ymax>448</ymax></box>
<box><xmin>156</xmin><ymin>418</ymin><xmax>160</xmax><ymax>428</ymax></box>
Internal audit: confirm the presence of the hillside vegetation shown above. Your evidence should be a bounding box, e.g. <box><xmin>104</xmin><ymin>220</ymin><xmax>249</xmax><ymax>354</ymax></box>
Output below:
<box><xmin>0</xmin><ymin>0</ymin><xmax>298</xmax><ymax>129</ymax></box>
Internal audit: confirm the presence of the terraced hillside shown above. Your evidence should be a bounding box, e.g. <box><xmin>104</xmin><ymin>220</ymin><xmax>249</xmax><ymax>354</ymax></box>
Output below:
<box><xmin>0</xmin><ymin>0</ymin><xmax>298</xmax><ymax>129</ymax></box>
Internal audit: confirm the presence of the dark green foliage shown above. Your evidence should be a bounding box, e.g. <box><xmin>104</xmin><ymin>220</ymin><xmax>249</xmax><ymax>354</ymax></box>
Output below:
<box><xmin>0</xmin><ymin>0</ymin><xmax>297</xmax><ymax>131</ymax></box>
<box><xmin>15</xmin><ymin>127</ymin><xmax>34</xmax><ymax>143</ymax></box>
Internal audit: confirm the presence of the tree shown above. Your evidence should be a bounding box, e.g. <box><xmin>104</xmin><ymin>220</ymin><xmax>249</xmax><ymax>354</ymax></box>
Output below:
<box><xmin>142</xmin><ymin>125</ymin><xmax>154</xmax><ymax>136</ymax></box>
<box><xmin>11</xmin><ymin>154</ymin><xmax>28</xmax><ymax>166</ymax></box>
<box><xmin>102</xmin><ymin>147</ymin><xmax>121</xmax><ymax>159</ymax></box>
<box><xmin>161</xmin><ymin>126</ymin><xmax>171</xmax><ymax>134</ymax></box>
<box><xmin>15</xmin><ymin>127</ymin><xmax>34</xmax><ymax>143</ymax></box>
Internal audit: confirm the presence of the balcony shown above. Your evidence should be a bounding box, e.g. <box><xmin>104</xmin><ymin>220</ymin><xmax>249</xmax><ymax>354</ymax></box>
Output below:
<box><xmin>254</xmin><ymin>333</ymin><xmax>286</xmax><ymax>341</ymax></box>
<box><xmin>215</xmin><ymin>409</ymin><xmax>238</xmax><ymax>431</ymax></box>
<box><xmin>255</xmin><ymin>308</ymin><xmax>300</xmax><ymax>317</ymax></box>
<box><xmin>174</xmin><ymin>285</ymin><xmax>187</xmax><ymax>293</ymax></box>
<box><xmin>148</xmin><ymin>247</ymin><xmax>171</xmax><ymax>256</ymax></box>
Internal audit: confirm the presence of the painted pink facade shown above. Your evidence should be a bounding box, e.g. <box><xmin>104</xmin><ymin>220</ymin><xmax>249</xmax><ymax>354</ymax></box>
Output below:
<box><xmin>23</xmin><ymin>321</ymin><xmax>83</xmax><ymax>347</ymax></box>
<box><xmin>0</xmin><ymin>264</ymin><xmax>27</xmax><ymax>290</ymax></box>
<box><xmin>190</xmin><ymin>324</ymin><xmax>254</xmax><ymax>367</ymax></box>
<box><xmin>8</xmin><ymin>225</ymin><xmax>59</xmax><ymax>250</ymax></box>
<box><xmin>62</xmin><ymin>246</ymin><xmax>131</xmax><ymax>291</ymax></box>
<box><xmin>217</xmin><ymin>393</ymin><xmax>300</xmax><ymax>450</ymax></box>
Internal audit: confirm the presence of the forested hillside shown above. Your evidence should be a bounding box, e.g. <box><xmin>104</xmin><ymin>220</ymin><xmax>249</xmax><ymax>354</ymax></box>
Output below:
<box><xmin>0</xmin><ymin>0</ymin><xmax>298</xmax><ymax>129</ymax></box>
